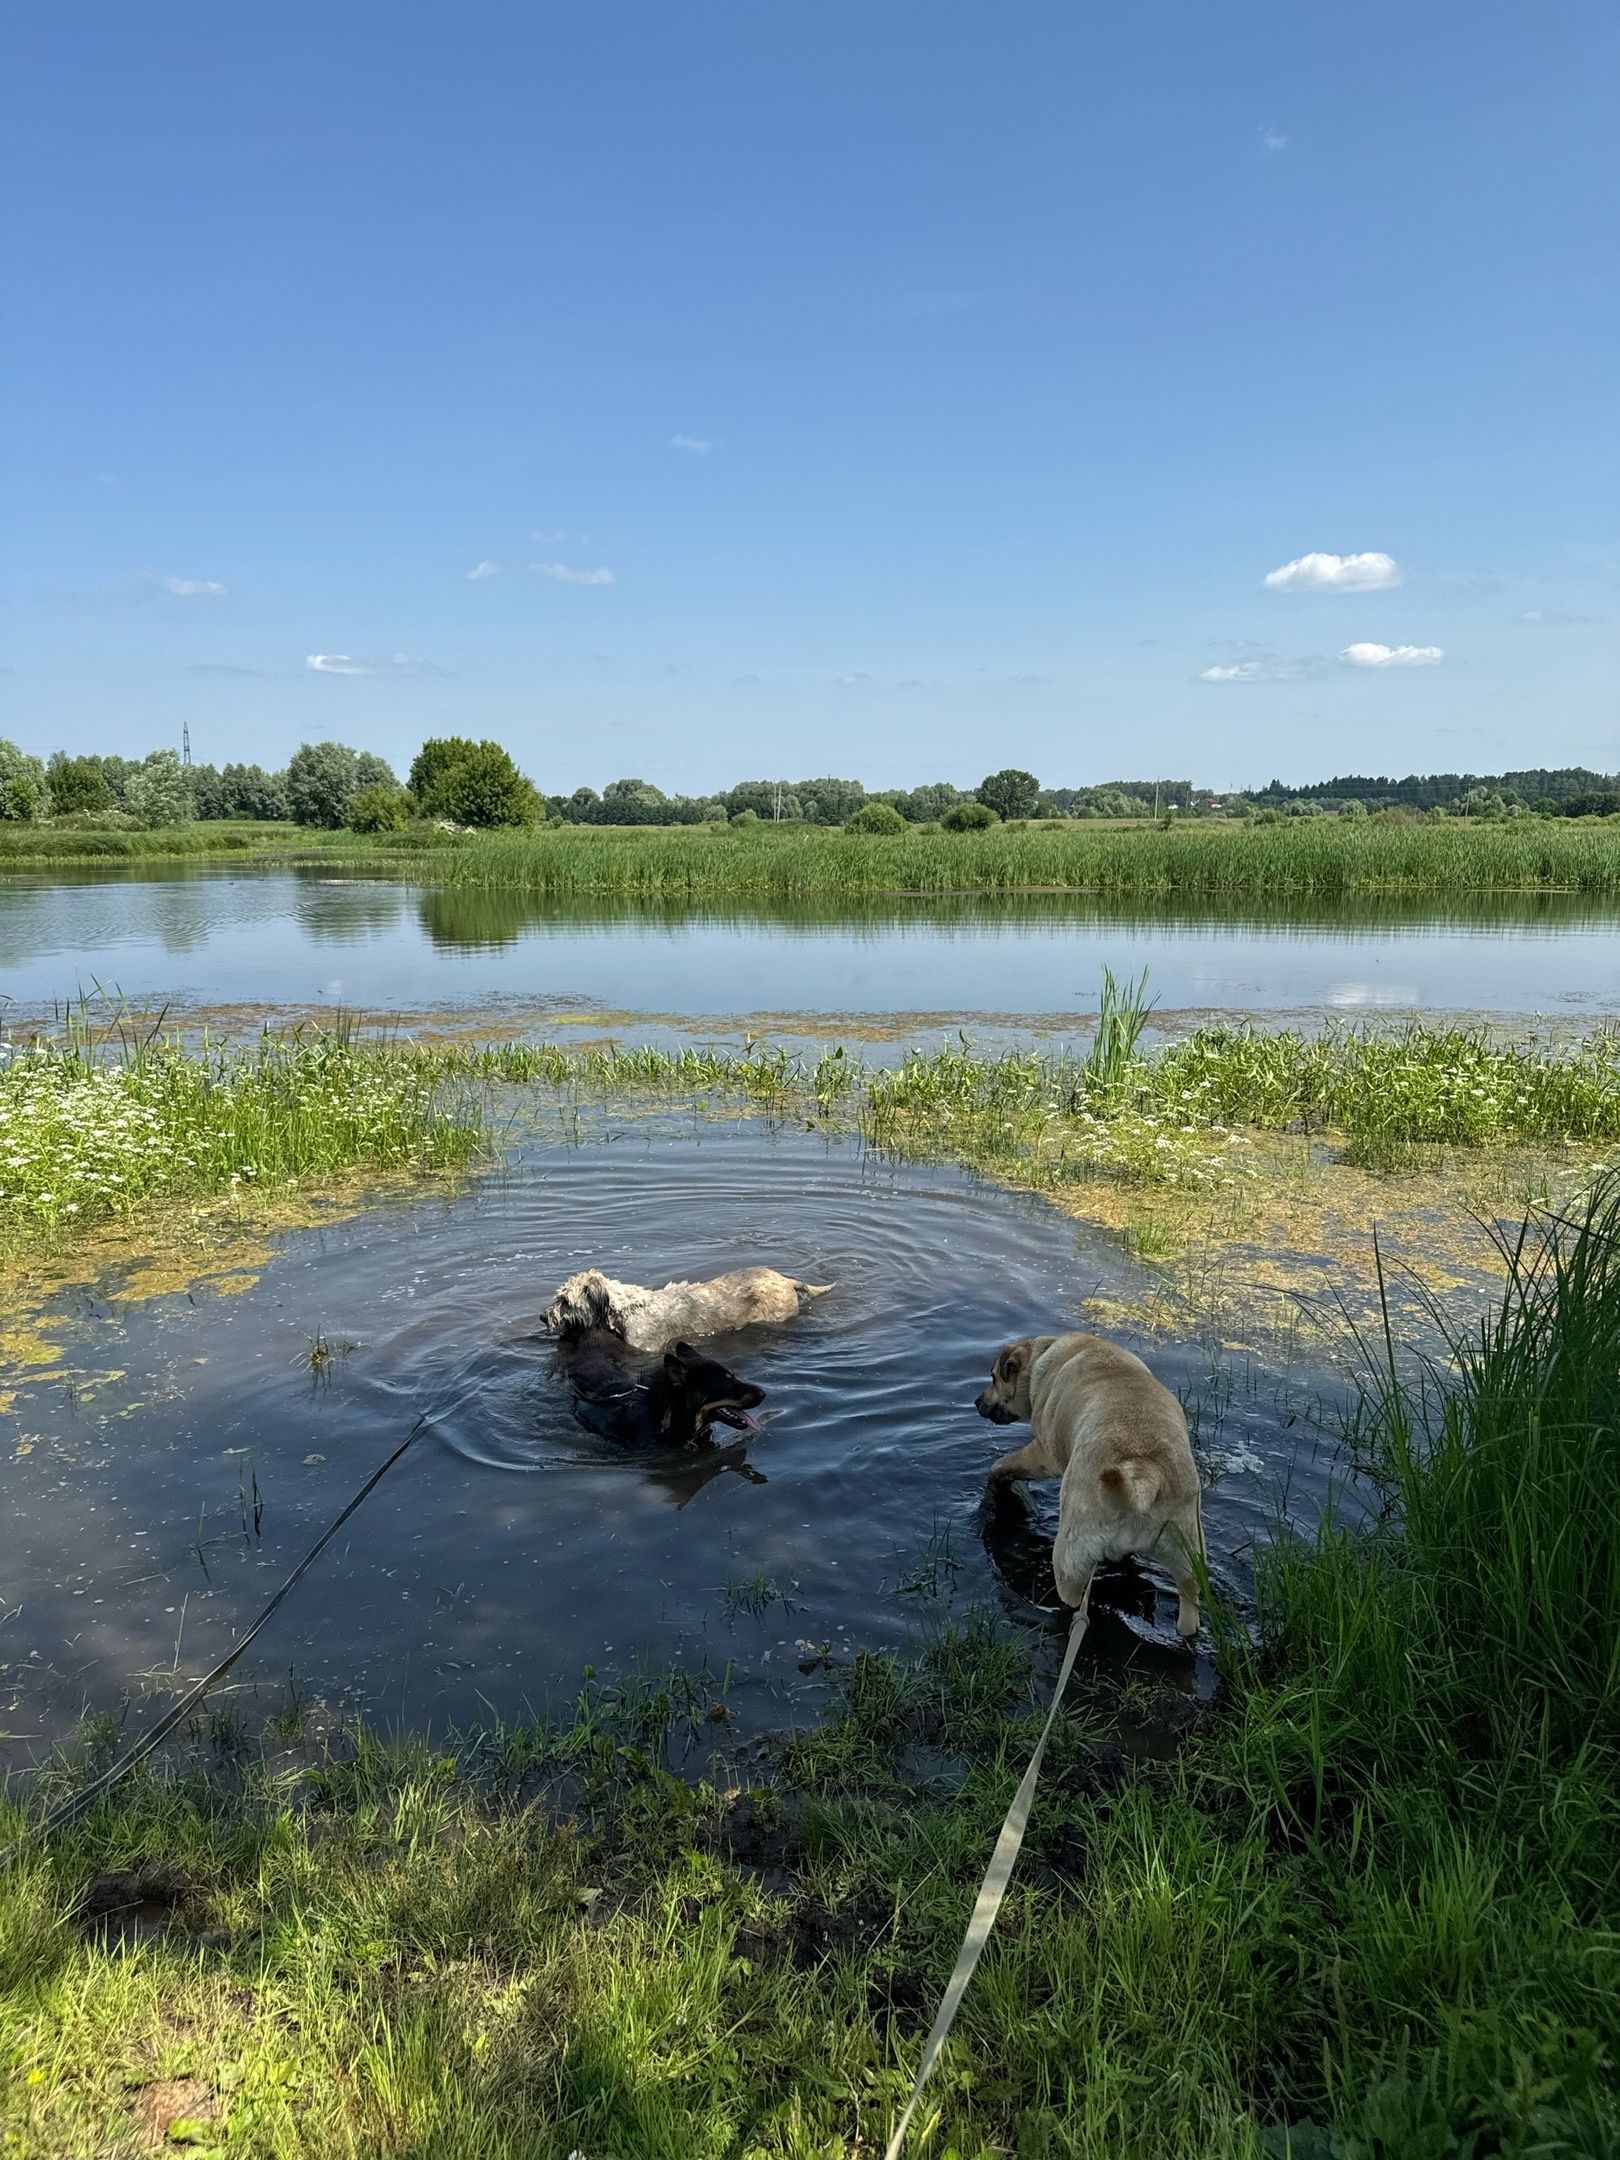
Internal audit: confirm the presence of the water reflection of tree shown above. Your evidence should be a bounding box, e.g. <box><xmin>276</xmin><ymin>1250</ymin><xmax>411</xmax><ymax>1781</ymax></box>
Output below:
<box><xmin>295</xmin><ymin>882</ymin><xmax>408</xmax><ymax>943</ymax></box>
<box><xmin>416</xmin><ymin>887</ymin><xmax>561</xmax><ymax>950</ymax></box>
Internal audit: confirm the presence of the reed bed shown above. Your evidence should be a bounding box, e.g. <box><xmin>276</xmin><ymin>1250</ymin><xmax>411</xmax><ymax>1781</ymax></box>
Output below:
<box><xmin>4</xmin><ymin>1180</ymin><xmax>1617</xmax><ymax>2155</ymax></box>
<box><xmin>448</xmin><ymin>817</ymin><xmax>1620</xmax><ymax>901</ymax></box>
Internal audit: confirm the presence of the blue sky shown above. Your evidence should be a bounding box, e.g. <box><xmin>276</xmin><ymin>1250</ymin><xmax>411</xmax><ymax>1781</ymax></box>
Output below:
<box><xmin>3</xmin><ymin>2</ymin><xmax>1615</xmax><ymax>793</ymax></box>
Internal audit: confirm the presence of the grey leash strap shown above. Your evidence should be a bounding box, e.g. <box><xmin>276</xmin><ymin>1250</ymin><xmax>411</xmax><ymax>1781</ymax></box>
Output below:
<box><xmin>882</xmin><ymin>1602</ymin><xmax>1089</xmax><ymax>2160</ymax></box>
<box><xmin>0</xmin><ymin>1417</ymin><xmax>428</xmax><ymax>1871</ymax></box>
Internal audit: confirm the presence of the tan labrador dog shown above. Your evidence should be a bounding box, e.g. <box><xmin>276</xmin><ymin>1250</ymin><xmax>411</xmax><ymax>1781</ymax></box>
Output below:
<box><xmin>976</xmin><ymin>1332</ymin><xmax>1205</xmax><ymax>1636</ymax></box>
<box><xmin>543</xmin><ymin>1266</ymin><xmax>831</xmax><ymax>1352</ymax></box>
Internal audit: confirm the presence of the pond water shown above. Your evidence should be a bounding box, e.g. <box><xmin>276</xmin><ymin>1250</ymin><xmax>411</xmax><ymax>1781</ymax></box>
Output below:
<box><xmin>0</xmin><ymin>1117</ymin><xmax>1344</xmax><ymax>1768</ymax></box>
<box><xmin>4</xmin><ymin>865</ymin><xmax>1620</xmax><ymax>1027</ymax></box>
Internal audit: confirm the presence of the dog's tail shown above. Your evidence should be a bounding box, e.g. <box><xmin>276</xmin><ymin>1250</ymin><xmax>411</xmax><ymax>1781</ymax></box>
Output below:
<box><xmin>1100</xmin><ymin>1459</ymin><xmax>1162</xmax><ymax>1512</ymax></box>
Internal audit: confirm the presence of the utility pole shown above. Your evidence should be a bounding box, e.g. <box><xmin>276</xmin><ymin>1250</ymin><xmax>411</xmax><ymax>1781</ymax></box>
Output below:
<box><xmin>182</xmin><ymin>722</ymin><xmax>192</xmax><ymax>768</ymax></box>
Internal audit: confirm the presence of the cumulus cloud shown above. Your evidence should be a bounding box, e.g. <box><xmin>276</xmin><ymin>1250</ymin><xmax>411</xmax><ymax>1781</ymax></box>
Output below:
<box><xmin>1263</xmin><ymin>551</ymin><xmax>1401</xmax><ymax>593</ymax></box>
<box><xmin>836</xmin><ymin>672</ymin><xmax>873</xmax><ymax>687</ymax></box>
<box><xmin>1259</xmin><ymin>126</ymin><xmax>1289</xmax><ymax>152</ymax></box>
<box><xmin>466</xmin><ymin>560</ymin><xmax>503</xmax><ymax>580</ymax></box>
<box><xmin>670</xmin><ymin>434</ymin><xmax>712</xmax><ymax>455</ymax></box>
<box><xmin>1341</xmin><ymin>642</ymin><xmax>1444</xmax><ymax>668</ymax></box>
<box><xmin>160</xmin><ymin>575</ymin><xmax>227</xmax><ymax>597</ymax></box>
<box><xmin>306</xmin><ymin>652</ymin><xmax>440</xmax><ymax>677</ymax></box>
<box><xmin>531</xmin><ymin>562</ymin><xmax>616</xmax><ymax>586</ymax></box>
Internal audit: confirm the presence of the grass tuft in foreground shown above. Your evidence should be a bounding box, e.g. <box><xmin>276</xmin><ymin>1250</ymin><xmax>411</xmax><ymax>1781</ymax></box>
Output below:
<box><xmin>2</xmin><ymin>1181</ymin><xmax>1618</xmax><ymax>2155</ymax></box>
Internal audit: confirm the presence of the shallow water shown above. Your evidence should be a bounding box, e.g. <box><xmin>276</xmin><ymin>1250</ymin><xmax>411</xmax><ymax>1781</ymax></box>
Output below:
<box><xmin>0</xmin><ymin>1118</ymin><xmax>1346</xmax><ymax>1766</ymax></box>
<box><xmin>4</xmin><ymin>865</ymin><xmax>1620</xmax><ymax>1025</ymax></box>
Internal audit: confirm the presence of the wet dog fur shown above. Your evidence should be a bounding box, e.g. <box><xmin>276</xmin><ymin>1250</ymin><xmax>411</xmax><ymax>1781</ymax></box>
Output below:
<box><xmin>975</xmin><ymin>1331</ymin><xmax>1205</xmax><ymax>1637</ymax></box>
<box><xmin>559</xmin><ymin>1327</ymin><xmax>766</xmax><ymax>1450</ymax></box>
<box><xmin>543</xmin><ymin>1266</ymin><xmax>831</xmax><ymax>1352</ymax></box>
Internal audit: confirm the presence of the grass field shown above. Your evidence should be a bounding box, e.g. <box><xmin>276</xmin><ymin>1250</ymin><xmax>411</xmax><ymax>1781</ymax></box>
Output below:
<box><xmin>447</xmin><ymin>817</ymin><xmax>1620</xmax><ymax>901</ymax></box>
<box><xmin>3</xmin><ymin>1177</ymin><xmax>1616</xmax><ymax>2157</ymax></box>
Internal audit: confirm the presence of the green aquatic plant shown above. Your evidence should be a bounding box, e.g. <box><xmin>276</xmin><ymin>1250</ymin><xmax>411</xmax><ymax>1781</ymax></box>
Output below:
<box><xmin>444</xmin><ymin>815</ymin><xmax>1620</xmax><ymax>901</ymax></box>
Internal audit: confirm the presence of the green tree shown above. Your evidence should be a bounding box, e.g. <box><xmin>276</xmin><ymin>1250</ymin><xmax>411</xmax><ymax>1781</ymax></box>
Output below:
<box><xmin>722</xmin><ymin>779</ymin><xmax>802</xmax><ymax>822</ymax></box>
<box><xmin>408</xmin><ymin>736</ymin><xmax>478</xmax><ymax>807</ymax></box>
<box><xmin>599</xmin><ymin>777</ymin><xmax>671</xmax><ymax>826</ymax></box>
<box><xmin>354</xmin><ymin>751</ymin><xmax>397</xmax><ymax>792</ymax></box>
<box><xmin>124</xmin><ymin>749</ymin><xmax>196</xmax><ymax>828</ymax></box>
<box><xmin>219</xmin><ymin>763</ymin><xmax>290</xmax><ymax>820</ymax></box>
<box><xmin>0</xmin><ymin>740</ymin><xmax>50</xmax><ymax>821</ymax></box>
<box><xmin>976</xmin><ymin>767</ymin><xmax>1040</xmax><ymax>820</ymax></box>
<box><xmin>347</xmin><ymin>782</ymin><xmax>410</xmax><ymax>834</ymax></box>
<box><xmin>287</xmin><ymin>740</ymin><xmax>361</xmax><ymax>827</ymax></box>
<box><xmin>846</xmin><ymin>800</ymin><xmax>906</xmax><ymax>835</ymax></box>
<box><xmin>796</xmin><ymin>776</ymin><xmax>866</xmax><ymax>825</ymax></box>
<box><xmin>46</xmin><ymin>753</ymin><xmax>111</xmax><ymax>815</ymax></box>
<box><xmin>891</xmin><ymin>781</ymin><xmax>963</xmax><ymax>822</ymax></box>
<box><xmin>411</xmin><ymin>737</ymin><xmax>540</xmax><ymax>827</ymax></box>
<box><xmin>942</xmin><ymin>799</ymin><xmax>998</xmax><ymax>832</ymax></box>
<box><xmin>187</xmin><ymin>763</ymin><xmax>229</xmax><ymax>819</ymax></box>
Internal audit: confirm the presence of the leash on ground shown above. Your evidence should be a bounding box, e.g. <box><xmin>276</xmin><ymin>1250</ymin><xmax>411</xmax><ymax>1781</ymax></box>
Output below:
<box><xmin>0</xmin><ymin>1417</ymin><xmax>428</xmax><ymax>1872</ymax></box>
<box><xmin>882</xmin><ymin>1599</ymin><xmax>1090</xmax><ymax>2160</ymax></box>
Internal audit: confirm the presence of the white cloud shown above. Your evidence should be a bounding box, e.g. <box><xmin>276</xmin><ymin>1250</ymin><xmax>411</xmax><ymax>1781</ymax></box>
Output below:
<box><xmin>531</xmin><ymin>562</ymin><xmax>616</xmax><ymax>586</ymax></box>
<box><xmin>530</xmin><ymin>528</ymin><xmax>590</xmax><ymax>544</ymax></box>
<box><xmin>836</xmin><ymin>672</ymin><xmax>873</xmax><ymax>687</ymax></box>
<box><xmin>466</xmin><ymin>560</ymin><xmax>503</xmax><ymax>580</ymax></box>
<box><xmin>1341</xmin><ymin>641</ymin><xmax>1444</xmax><ymax>668</ymax></box>
<box><xmin>1263</xmin><ymin>551</ymin><xmax>1401</xmax><ymax>593</ymax></box>
<box><xmin>306</xmin><ymin>652</ymin><xmax>439</xmax><ymax>677</ymax></box>
<box><xmin>1197</xmin><ymin>653</ymin><xmax>1305</xmax><ymax>684</ymax></box>
<box><xmin>670</xmin><ymin>434</ymin><xmax>712</xmax><ymax>455</ymax></box>
<box><xmin>1259</xmin><ymin>126</ymin><xmax>1289</xmax><ymax>153</ymax></box>
<box><xmin>161</xmin><ymin>575</ymin><xmax>227</xmax><ymax>598</ymax></box>
<box><xmin>1520</xmin><ymin>608</ymin><xmax>1607</xmax><ymax>626</ymax></box>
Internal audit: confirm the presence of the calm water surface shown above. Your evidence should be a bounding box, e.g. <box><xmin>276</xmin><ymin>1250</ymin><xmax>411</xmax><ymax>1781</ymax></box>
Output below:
<box><xmin>4</xmin><ymin>865</ymin><xmax>1619</xmax><ymax>1023</ymax></box>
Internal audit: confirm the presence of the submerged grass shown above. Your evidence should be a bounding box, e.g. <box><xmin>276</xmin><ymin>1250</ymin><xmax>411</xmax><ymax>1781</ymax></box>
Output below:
<box><xmin>3</xmin><ymin>1181</ymin><xmax>1618</xmax><ymax>2155</ymax></box>
<box><xmin>448</xmin><ymin>817</ymin><xmax>1620</xmax><ymax>901</ymax></box>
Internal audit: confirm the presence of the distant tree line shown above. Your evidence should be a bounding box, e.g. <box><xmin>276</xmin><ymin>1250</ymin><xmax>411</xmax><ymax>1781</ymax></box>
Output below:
<box><xmin>3</xmin><ymin>736</ymin><xmax>1617</xmax><ymax>833</ymax></box>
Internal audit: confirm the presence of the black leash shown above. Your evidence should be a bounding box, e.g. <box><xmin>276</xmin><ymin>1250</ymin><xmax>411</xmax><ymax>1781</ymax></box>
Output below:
<box><xmin>0</xmin><ymin>1416</ymin><xmax>428</xmax><ymax>1870</ymax></box>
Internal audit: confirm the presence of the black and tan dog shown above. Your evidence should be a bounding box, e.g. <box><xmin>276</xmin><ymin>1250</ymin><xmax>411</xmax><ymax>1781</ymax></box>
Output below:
<box><xmin>559</xmin><ymin>1326</ymin><xmax>766</xmax><ymax>1451</ymax></box>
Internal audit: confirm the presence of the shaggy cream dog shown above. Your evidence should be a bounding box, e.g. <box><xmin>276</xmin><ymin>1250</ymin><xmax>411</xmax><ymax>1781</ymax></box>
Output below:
<box><xmin>543</xmin><ymin>1266</ymin><xmax>831</xmax><ymax>1352</ymax></box>
<box><xmin>976</xmin><ymin>1331</ymin><xmax>1205</xmax><ymax>1636</ymax></box>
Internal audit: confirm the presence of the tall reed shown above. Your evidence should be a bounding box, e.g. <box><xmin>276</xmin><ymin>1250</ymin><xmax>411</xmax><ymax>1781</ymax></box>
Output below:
<box><xmin>447</xmin><ymin>818</ymin><xmax>1620</xmax><ymax>900</ymax></box>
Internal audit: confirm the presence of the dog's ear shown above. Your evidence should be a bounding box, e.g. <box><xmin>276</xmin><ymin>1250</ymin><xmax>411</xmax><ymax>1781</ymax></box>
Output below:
<box><xmin>664</xmin><ymin>1342</ymin><xmax>695</xmax><ymax>1376</ymax></box>
<box><xmin>996</xmin><ymin>1339</ymin><xmax>1030</xmax><ymax>1383</ymax></box>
